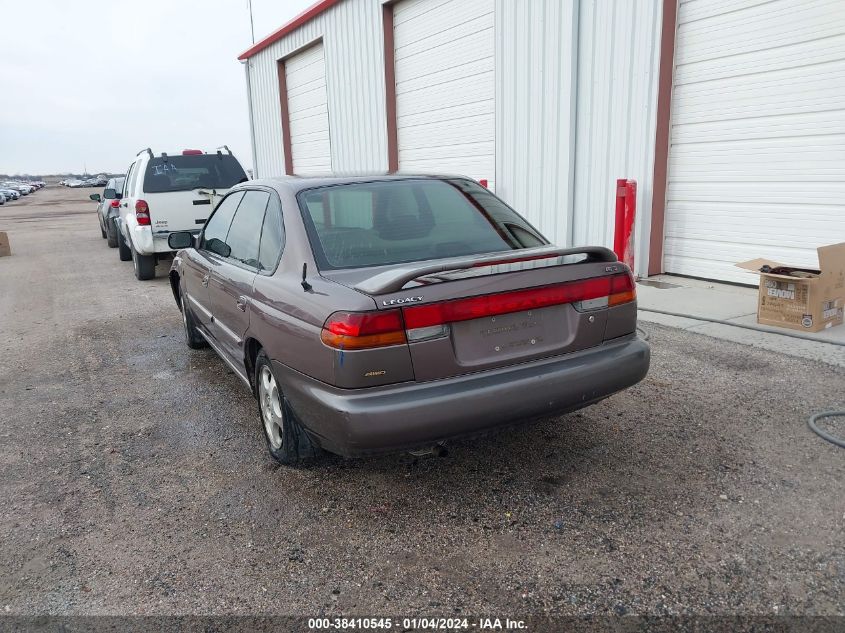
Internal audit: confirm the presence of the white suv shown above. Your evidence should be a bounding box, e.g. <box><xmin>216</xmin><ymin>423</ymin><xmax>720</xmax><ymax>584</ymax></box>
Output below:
<box><xmin>116</xmin><ymin>147</ymin><xmax>248</xmax><ymax>280</ymax></box>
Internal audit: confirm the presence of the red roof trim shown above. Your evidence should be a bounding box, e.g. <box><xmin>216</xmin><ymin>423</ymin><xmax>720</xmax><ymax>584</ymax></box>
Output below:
<box><xmin>237</xmin><ymin>0</ymin><xmax>344</xmax><ymax>60</ymax></box>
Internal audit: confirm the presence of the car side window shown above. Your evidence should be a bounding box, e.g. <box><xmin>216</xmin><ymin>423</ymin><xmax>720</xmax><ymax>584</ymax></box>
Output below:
<box><xmin>258</xmin><ymin>194</ymin><xmax>284</xmax><ymax>273</ymax></box>
<box><xmin>123</xmin><ymin>163</ymin><xmax>135</xmax><ymax>197</ymax></box>
<box><xmin>201</xmin><ymin>191</ymin><xmax>244</xmax><ymax>257</ymax></box>
<box><xmin>225</xmin><ymin>190</ymin><xmax>270</xmax><ymax>269</ymax></box>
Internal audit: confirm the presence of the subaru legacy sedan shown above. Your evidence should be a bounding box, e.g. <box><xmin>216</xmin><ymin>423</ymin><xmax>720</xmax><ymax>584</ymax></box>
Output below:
<box><xmin>168</xmin><ymin>175</ymin><xmax>649</xmax><ymax>463</ymax></box>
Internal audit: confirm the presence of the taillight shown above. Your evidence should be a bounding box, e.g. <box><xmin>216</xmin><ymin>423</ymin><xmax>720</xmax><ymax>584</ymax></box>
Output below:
<box><xmin>182</xmin><ymin>149</ymin><xmax>203</xmax><ymax>155</ymax></box>
<box><xmin>321</xmin><ymin>274</ymin><xmax>635</xmax><ymax>350</ymax></box>
<box><xmin>109</xmin><ymin>199</ymin><xmax>120</xmax><ymax>208</ymax></box>
<box><xmin>608</xmin><ymin>272</ymin><xmax>636</xmax><ymax>306</ymax></box>
<box><xmin>135</xmin><ymin>200</ymin><xmax>151</xmax><ymax>226</ymax></box>
<box><xmin>321</xmin><ymin>310</ymin><xmax>407</xmax><ymax>350</ymax></box>
<box><xmin>403</xmin><ymin>273</ymin><xmax>636</xmax><ymax>329</ymax></box>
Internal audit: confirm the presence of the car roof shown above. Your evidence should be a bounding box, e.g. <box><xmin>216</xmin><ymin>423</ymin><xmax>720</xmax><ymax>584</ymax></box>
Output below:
<box><xmin>246</xmin><ymin>173</ymin><xmax>470</xmax><ymax>195</ymax></box>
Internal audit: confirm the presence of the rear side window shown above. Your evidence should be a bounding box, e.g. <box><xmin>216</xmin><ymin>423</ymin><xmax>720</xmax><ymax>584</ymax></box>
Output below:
<box><xmin>143</xmin><ymin>154</ymin><xmax>247</xmax><ymax>193</ymax></box>
<box><xmin>201</xmin><ymin>191</ymin><xmax>244</xmax><ymax>256</ymax></box>
<box><xmin>258</xmin><ymin>195</ymin><xmax>284</xmax><ymax>273</ymax></box>
<box><xmin>123</xmin><ymin>162</ymin><xmax>137</xmax><ymax>197</ymax></box>
<box><xmin>298</xmin><ymin>179</ymin><xmax>547</xmax><ymax>269</ymax></box>
<box><xmin>225</xmin><ymin>191</ymin><xmax>270</xmax><ymax>268</ymax></box>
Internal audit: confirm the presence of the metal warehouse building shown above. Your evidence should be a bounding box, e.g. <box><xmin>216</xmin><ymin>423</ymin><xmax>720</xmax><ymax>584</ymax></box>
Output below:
<box><xmin>239</xmin><ymin>0</ymin><xmax>845</xmax><ymax>283</ymax></box>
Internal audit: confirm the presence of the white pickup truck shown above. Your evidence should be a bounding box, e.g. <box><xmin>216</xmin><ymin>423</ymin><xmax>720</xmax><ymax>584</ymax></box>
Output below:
<box><xmin>116</xmin><ymin>148</ymin><xmax>248</xmax><ymax>280</ymax></box>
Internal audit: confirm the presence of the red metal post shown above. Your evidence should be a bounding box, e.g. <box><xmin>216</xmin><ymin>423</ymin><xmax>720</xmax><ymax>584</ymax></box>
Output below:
<box><xmin>613</xmin><ymin>178</ymin><xmax>627</xmax><ymax>261</ymax></box>
<box><xmin>623</xmin><ymin>179</ymin><xmax>637</xmax><ymax>272</ymax></box>
<box><xmin>613</xmin><ymin>178</ymin><xmax>636</xmax><ymax>272</ymax></box>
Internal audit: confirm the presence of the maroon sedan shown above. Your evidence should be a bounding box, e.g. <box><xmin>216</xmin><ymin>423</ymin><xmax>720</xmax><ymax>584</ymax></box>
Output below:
<box><xmin>168</xmin><ymin>175</ymin><xmax>649</xmax><ymax>463</ymax></box>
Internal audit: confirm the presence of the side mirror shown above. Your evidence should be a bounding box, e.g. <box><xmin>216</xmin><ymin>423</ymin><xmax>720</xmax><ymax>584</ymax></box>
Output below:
<box><xmin>102</xmin><ymin>188</ymin><xmax>116</xmax><ymax>199</ymax></box>
<box><xmin>168</xmin><ymin>231</ymin><xmax>194</xmax><ymax>250</ymax></box>
<box><xmin>89</xmin><ymin>193</ymin><xmax>101</xmax><ymax>202</ymax></box>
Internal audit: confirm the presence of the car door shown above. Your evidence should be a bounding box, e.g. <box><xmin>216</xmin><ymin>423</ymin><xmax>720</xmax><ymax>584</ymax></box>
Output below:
<box><xmin>206</xmin><ymin>189</ymin><xmax>270</xmax><ymax>363</ymax></box>
<box><xmin>185</xmin><ymin>191</ymin><xmax>245</xmax><ymax>332</ymax></box>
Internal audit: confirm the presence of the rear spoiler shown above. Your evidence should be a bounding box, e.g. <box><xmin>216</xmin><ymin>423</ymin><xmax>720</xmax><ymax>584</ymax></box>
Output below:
<box><xmin>354</xmin><ymin>246</ymin><xmax>618</xmax><ymax>295</ymax></box>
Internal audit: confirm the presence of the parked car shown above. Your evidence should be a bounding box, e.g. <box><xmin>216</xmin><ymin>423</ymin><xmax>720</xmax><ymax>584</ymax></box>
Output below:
<box><xmin>2</xmin><ymin>182</ymin><xmax>29</xmax><ymax>195</ymax></box>
<box><xmin>89</xmin><ymin>176</ymin><xmax>125</xmax><ymax>247</ymax></box>
<box><xmin>116</xmin><ymin>147</ymin><xmax>248</xmax><ymax>280</ymax></box>
<box><xmin>167</xmin><ymin>175</ymin><xmax>650</xmax><ymax>464</ymax></box>
<box><xmin>0</xmin><ymin>193</ymin><xmax>5</xmax><ymax>205</ymax></box>
<box><xmin>0</xmin><ymin>188</ymin><xmax>20</xmax><ymax>201</ymax></box>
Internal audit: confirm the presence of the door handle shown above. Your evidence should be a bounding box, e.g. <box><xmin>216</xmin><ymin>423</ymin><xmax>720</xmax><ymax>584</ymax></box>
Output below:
<box><xmin>236</xmin><ymin>296</ymin><xmax>247</xmax><ymax>312</ymax></box>
<box><xmin>201</xmin><ymin>274</ymin><xmax>209</xmax><ymax>287</ymax></box>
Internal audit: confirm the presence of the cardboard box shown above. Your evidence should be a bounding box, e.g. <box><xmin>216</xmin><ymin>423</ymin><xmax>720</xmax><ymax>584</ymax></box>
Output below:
<box><xmin>736</xmin><ymin>242</ymin><xmax>845</xmax><ymax>333</ymax></box>
<box><xmin>737</xmin><ymin>242</ymin><xmax>845</xmax><ymax>332</ymax></box>
<box><xmin>0</xmin><ymin>232</ymin><xmax>10</xmax><ymax>257</ymax></box>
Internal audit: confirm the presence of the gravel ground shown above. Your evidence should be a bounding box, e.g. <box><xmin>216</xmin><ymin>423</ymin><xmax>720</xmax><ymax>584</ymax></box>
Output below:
<box><xmin>0</xmin><ymin>187</ymin><xmax>843</xmax><ymax>617</ymax></box>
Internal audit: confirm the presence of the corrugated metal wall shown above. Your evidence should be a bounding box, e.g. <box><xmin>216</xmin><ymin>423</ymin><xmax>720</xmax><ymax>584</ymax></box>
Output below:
<box><xmin>245</xmin><ymin>0</ymin><xmax>663</xmax><ymax>276</ymax></box>
<box><xmin>245</xmin><ymin>0</ymin><xmax>388</xmax><ymax>178</ymax></box>
<box><xmin>571</xmin><ymin>0</ymin><xmax>663</xmax><ymax>276</ymax></box>
<box><xmin>495</xmin><ymin>0</ymin><xmax>579</xmax><ymax>249</ymax></box>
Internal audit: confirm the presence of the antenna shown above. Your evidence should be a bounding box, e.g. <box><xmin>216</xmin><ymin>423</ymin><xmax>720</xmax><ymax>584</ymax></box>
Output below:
<box><xmin>301</xmin><ymin>263</ymin><xmax>312</xmax><ymax>291</ymax></box>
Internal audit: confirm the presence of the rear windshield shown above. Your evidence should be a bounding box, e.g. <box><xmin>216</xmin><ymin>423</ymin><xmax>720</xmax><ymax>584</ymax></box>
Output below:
<box><xmin>143</xmin><ymin>154</ymin><xmax>247</xmax><ymax>193</ymax></box>
<box><xmin>297</xmin><ymin>178</ymin><xmax>547</xmax><ymax>270</ymax></box>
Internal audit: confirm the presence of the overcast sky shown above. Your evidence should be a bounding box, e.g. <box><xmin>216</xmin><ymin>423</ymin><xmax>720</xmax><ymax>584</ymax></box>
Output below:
<box><xmin>0</xmin><ymin>0</ymin><xmax>314</xmax><ymax>175</ymax></box>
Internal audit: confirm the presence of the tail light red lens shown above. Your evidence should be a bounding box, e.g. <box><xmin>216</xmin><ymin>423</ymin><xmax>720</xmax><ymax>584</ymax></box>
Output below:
<box><xmin>135</xmin><ymin>200</ymin><xmax>151</xmax><ymax>226</ymax></box>
<box><xmin>109</xmin><ymin>199</ymin><xmax>120</xmax><ymax>208</ymax></box>
<box><xmin>321</xmin><ymin>309</ymin><xmax>407</xmax><ymax>350</ymax></box>
<box><xmin>182</xmin><ymin>149</ymin><xmax>203</xmax><ymax>155</ymax></box>
<box><xmin>321</xmin><ymin>274</ymin><xmax>635</xmax><ymax>349</ymax></box>
<box><xmin>403</xmin><ymin>273</ymin><xmax>636</xmax><ymax>330</ymax></box>
<box><xmin>608</xmin><ymin>272</ymin><xmax>637</xmax><ymax>306</ymax></box>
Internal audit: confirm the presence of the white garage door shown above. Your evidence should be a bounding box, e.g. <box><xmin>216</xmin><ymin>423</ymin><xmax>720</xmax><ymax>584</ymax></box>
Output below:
<box><xmin>285</xmin><ymin>42</ymin><xmax>332</xmax><ymax>175</ymax></box>
<box><xmin>663</xmin><ymin>0</ymin><xmax>845</xmax><ymax>283</ymax></box>
<box><xmin>393</xmin><ymin>0</ymin><xmax>495</xmax><ymax>189</ymax></box>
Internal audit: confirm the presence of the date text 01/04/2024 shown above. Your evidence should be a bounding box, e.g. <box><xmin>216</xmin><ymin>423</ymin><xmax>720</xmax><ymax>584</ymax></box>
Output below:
<box><xmin>307</xmin><ymin>617</ymin><xmax>527</xmax><ymax>630</ymax></box>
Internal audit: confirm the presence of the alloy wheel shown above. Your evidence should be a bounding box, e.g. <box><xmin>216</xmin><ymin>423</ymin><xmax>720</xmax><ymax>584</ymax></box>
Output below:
<box><xmin>259</xmin><ymin>365</ymin><xmax>284</xmax><ymax>450</ymax></box>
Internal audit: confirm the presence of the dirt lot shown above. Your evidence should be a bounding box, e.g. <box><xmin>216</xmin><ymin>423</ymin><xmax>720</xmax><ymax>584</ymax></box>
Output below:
<box><xmin>0</xmin><ymin>186</ymin><xmax>843</xmax><ymax>618</ymax></box>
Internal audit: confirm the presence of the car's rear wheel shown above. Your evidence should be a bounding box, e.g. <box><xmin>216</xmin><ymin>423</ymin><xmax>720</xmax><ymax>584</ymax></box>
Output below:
<box><xmin>116</xmin><ymin>223</ymin><xmax>132</xmax><ymax>262</ymax></box>
<box><xmin>131</xmin><ymin>241</ymin><xmax>156</xmax><ymax>281</ymax></box>
<box><xmin>255</xmin><ymin>350</ymin><xmax>319</xmax><ymax>465</ymax></box>
<box><xmin>99</xmin><ymin>220</ymin><xmax>107</xmax><ymax>239</ymax></box>
<box><xmin>105</xmin><ymin>217</ymin><xmax>118</xmax><ymax>248</ymax></box>
<box><xmin>180</xmin><ymin>285</ymin><xmax>207</xmax><ymax>349</ymax></box>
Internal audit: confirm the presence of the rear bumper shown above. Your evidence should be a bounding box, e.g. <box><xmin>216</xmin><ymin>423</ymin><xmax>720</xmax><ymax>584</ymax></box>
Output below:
<box><xmin>274</xmin><ymin>335</ymin><xmax>650</xmax><ymax>457</ymax></box>
<box><xmin>127</xmin><ymin>223</ymin><xmax>175</xmax><ymax>255</ymax></box>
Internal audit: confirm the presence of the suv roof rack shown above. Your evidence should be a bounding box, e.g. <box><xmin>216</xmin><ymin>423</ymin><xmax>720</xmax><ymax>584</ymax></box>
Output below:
<box><xmin>137</xmin><ymin>148</ymin><xmax>153</xmax><ymax>158</ymax></box>
<box><xmin>216</xmin><ymin>145</ymin><xmax>232</xmax><ymax>156</ymax></box>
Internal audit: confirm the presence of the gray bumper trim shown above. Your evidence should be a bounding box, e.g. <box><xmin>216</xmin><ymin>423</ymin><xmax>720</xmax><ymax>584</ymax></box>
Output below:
<box><xmin>273</xmin><ymin>335</ymin><xmax>650</xmax><ymax>457</ymax></box>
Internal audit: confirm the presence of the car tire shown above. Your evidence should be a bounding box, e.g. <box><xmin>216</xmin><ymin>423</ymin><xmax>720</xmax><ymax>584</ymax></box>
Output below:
<box><xmin>255</xmin><ymin>350</ymin><xmax>320</xmax><ymax>465</ymax></box>
<box><xmin>116</xmin><ymin>223</ymin><xmax>132</xmax><ymax>262</ymax></box>
<box><xmin>105</xmin><ymin>218</ymin><xmax>118</xmax><ymax>248</ymax></box>
<box><xmin>99</xmin><ymin>221</ymin><xmax>107</xmax><ymax>239</ymax></box>
<box><xmin>180</xmin><ymin>285</ymin><xmax>207</xmax><ymax>350</ymax></box>
<box><xmin>130</xmin><ymin>241</ymin><xmax>156</xmax><ymax>281</ymax></box>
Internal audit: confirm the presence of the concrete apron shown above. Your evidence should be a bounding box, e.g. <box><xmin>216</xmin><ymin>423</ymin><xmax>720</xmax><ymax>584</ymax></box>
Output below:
<box><xmin>636</xmin><ymin>275</ymin><xmax>845</xmax><ymax>368</ymax></box>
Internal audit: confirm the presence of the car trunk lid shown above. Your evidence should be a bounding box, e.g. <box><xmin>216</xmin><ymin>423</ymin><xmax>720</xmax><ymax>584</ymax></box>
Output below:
<box><xmin>321</xmin><ymin>247</ymin><xmax>637</xmax><ymax>382</ymax></box>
